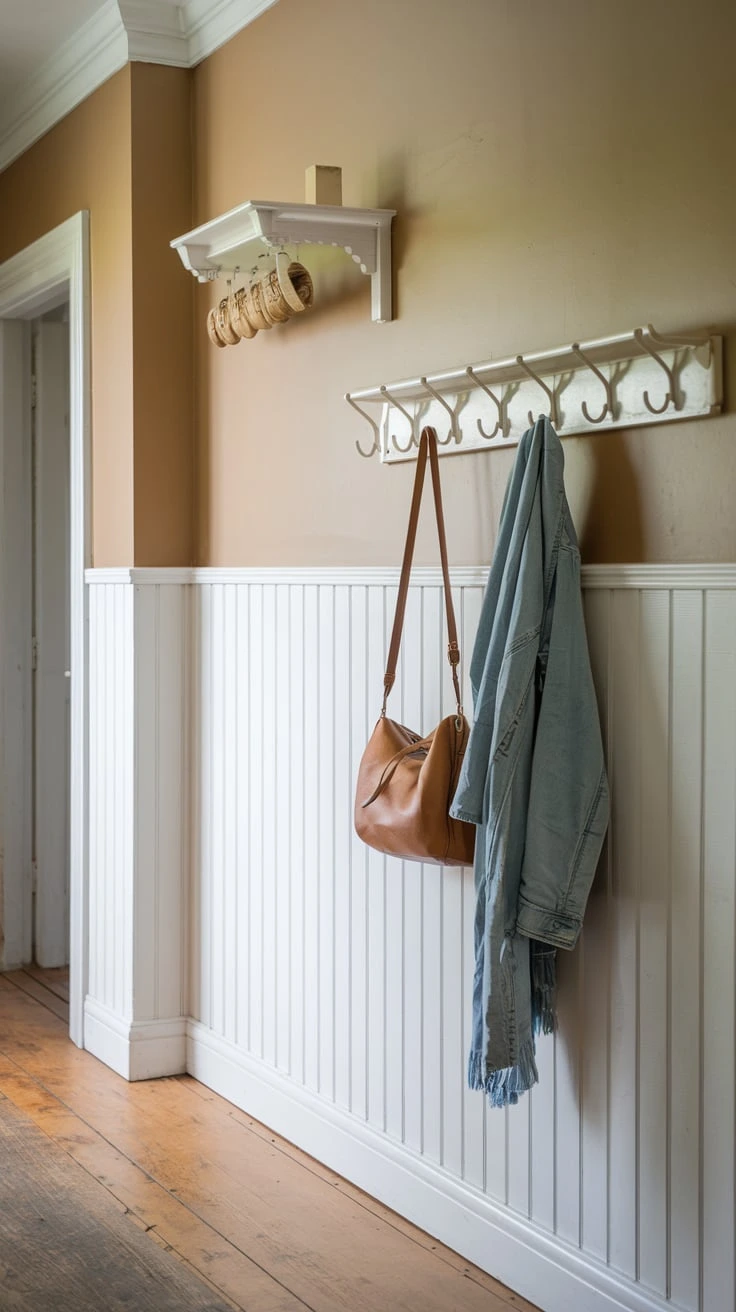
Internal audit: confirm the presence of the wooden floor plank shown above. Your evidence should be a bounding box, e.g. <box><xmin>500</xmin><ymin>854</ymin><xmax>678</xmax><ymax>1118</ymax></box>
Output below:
<box><xmin>179</xmin><ymin>1077</ymin><xmax>539</xmax><ymax>1311</ymax></box>
<box><xmin>0</xmin><ymin>1066</ymin><xmax>311</xmax><ymax>1312</ymax></box>
<box><xmin>0</xmin><ymin>975</ymin><xmax>539</xmax><ymax>1312</ymax></box>
<box><xmin>0</xmin><ymin>1090</ymin><xmax>236</xmax><ymax>1311</ymax></box>
<box><xmin>4</xmin><ymin>969</ymin><xmax>70</xmax><ymax>1022</ymax></box>
<box><xmin>23</xmin><ymin>964</ymin><xmax>70</xmax><ymax>1002</ymax></box>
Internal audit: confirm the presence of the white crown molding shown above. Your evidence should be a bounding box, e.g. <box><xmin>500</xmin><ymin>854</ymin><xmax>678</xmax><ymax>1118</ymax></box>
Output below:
<box><xmin>0</xmin><ymin>0</ymin><xmax>279</xmax><ymax>175</ymax></box>
<box><xmin>183</xmin><ymin>0</ymin><xmax>278</xmax><ymax>65</ymax></box>
<box><xmin>118</xmin><ymin>0</ymin><xmax>189</xmax><ymax>65</ymax></box>
<box><xmin>0</xmin><ymin>2</ymin><xmax>128</xmax><ymax>175</ymax></box>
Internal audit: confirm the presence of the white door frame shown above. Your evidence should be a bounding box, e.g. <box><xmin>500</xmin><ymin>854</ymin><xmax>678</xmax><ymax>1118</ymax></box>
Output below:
<box><xmin>0</xmin><ymin>213</ymin><xmax>90</xmax><ymax>1046</ymax></box>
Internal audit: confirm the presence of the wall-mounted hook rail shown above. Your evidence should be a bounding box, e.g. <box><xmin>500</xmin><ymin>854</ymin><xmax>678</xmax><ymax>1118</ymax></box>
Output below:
<box><xmin>345</xmin><ymin>323</ymin><xmax>722</xmax><ymax>463</ymax></box>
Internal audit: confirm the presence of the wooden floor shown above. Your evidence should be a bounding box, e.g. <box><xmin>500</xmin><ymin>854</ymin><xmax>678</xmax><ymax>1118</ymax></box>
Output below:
<box><xmin>0</xmin><ymin>970</ymin><xmax>540</xmax><ymax>1312</ymax></box>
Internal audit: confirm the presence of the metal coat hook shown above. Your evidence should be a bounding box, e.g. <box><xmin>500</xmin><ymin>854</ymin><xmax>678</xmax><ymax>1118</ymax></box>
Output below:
<box><xmin>646</xmin><ymin>322</ymin><xmax>712</xmax><ymax>363</ymax></box>
<box><xmin>346</xmin><ymin>392</ymin><xmax>381</xmax><ymax>458</ymax></box>
<box><xmin>380</xmin><ymin>384</ymin><xmax>417</xmax><ymax>453</ymax></box>
<box><xmin>633</xmin><ymin>327</ymin><xmax>678</xmax><ymax>415</ymax></box>
<box><xmin>571</xmin><ymin>343</ymin><xmax>614</xmax><ymax>424</ymax></box>
<box><xmin>420</xmin><ymin>377</ymin><xmax>460</xmax><ymax>445</ymax></box>
<box><xmin>466</xmin><ymin>366</ymin><xmax>505</xmax><ymax>439</ymax></box>
<box><xmin>516</xmin><ymin>355</ymin><xmax>560</xmax><ymax>426</ymax></box>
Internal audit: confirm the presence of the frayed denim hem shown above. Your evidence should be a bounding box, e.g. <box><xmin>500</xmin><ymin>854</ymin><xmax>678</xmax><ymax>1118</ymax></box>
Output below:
<box><xmin>467</xmin><ymin>1039</ymin><xmax>539</xmax><ymax>1109</ymax></box>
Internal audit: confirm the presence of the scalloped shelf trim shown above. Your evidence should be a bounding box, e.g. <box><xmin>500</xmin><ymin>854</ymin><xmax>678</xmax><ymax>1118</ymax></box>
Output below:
<box><xmin>171</xmin><ymin>199</ymin><xmax>396</xmax><ymax>322</ymax></box>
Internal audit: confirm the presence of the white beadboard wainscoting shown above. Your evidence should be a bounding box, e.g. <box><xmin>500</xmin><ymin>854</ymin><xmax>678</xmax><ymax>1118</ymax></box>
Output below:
<box><xmin>85</xmin><ymin>564</ymin><xmax>736</xmax><ymax>1312</ymax></box>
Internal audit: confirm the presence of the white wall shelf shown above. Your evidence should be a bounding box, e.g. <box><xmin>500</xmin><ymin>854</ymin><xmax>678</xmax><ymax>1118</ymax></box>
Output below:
<box><xmin>171</xmin><ymin>200</ymin><xmax>396</xmax><ymax>323</ymax></box>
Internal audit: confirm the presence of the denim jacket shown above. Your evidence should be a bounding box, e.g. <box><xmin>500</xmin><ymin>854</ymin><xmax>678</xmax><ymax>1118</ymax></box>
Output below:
<box><xmin>450</xmin><ymin>417</ymin><xmax>609</xmax><ymax>1107</ymax></box>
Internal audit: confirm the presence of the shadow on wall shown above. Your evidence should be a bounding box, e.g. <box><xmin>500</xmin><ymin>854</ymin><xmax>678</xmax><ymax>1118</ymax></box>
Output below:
<box><xmin>576</xmin><ymin>430</ymin><xmax>646</xmax><ymax>563</ymax></box>
<box><xmin>277</xmin><ymin>152</ymin><xmax>412</xmax><ymax>326</ymax></box>
<box><xmin>375</xmin><ymin>151</ymin><xmax>410</xmax><ymax>323</ymax></box>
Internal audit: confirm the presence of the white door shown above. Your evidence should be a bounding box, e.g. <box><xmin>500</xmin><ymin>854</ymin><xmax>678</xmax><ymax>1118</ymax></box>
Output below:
<box><xmin>0</xmin><ymin>320</ymin><xmax>33</xmax><ymax>970</ymax></box>
<box><xmin>32</xmin><ymin>319</ymin><xmax>70</xmax><ymax>968</ymax></box>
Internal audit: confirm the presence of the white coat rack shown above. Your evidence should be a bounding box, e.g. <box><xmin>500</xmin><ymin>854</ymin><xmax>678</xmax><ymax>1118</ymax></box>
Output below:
<box><xmin>345</xmin><ymin>324</ymin><xmax>723</xmax><ymax>460</ymax></box>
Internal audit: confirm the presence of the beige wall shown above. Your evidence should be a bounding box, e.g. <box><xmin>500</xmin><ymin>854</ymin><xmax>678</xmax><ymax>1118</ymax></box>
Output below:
<box><xmin>0</xmin><ymin>64</ymin><xmax>194</xmax><ymax>566</ymax></box>
<box><xmin>193</xmin><ymin>0</ymin><xmax>736</xmax><ymax>566</ymax></box>
<box><xmin>0</xmin><ymin>69</ymin><xmax>135</xmax><ymax>564</ymax></box>
<box><xmin>130</xmin><ymin>64</ymin><xmax>194</xmax><ymax>565</ymax></box>
<box><xmin>1</xmin><ymin>1</ymin><xmax>732</xmax><ymax>567</ymax></box>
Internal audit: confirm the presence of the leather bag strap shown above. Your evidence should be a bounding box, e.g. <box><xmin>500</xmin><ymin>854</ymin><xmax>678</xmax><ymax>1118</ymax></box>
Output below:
<box><xmin>382</xmin><ymin>426</ymin><xmax>463</xmax><ymax>715</ymax></box>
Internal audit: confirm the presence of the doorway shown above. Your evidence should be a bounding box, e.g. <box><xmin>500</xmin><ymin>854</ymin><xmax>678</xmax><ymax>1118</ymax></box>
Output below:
<box><xmin>0</xmin><ymin>213</ymin><xmax>90</xmax><ymax>1046</ymax></box>
<box><xmin>31</xmin><ymin>314</ymin><xmax>71</xmax><ymax>968</ymax></box>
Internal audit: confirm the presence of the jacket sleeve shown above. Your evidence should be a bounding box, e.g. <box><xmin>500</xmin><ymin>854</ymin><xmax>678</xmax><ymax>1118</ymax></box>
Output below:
<box><xmin>515</xmin><ymin>540</ymin><xmax>609</xmax><ymax>950</ymax></box>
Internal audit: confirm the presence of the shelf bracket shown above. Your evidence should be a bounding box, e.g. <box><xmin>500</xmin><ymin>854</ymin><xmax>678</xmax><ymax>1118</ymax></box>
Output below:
<box><xmin>171</xmin><ymin>200</ymin><xmax>396</xmax><ymax>323</ymax></box>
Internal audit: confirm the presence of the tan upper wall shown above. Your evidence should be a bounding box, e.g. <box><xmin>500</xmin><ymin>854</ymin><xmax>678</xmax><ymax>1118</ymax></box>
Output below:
<box><xmin>0</xmin><ymin>68</ymin><xmax>135</xmax><ymax>565</ymax></box>
<box><xmin>193</xmin><ymin>0</ymin><xmax>736</xmax><ymax>566</ymax></box>
<box><xmin>0</xmin><ymin>63</ymin><xmax>194</xmax><ymax>567</ymax></box>
<box><xmin>130</xmin><ymin>63</ymin><xmax>194</xmax><ymax>566</ymax></box>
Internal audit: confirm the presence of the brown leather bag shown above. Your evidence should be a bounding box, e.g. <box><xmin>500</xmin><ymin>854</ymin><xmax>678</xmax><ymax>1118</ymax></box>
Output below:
<box><xmin>354</xmin><ymin>427</ymin><xmax>476</xmax><ymax>868</ymax></box>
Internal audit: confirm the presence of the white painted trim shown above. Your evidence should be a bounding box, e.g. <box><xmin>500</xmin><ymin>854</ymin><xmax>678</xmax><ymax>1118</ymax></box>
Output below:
<box><xmin>183</xmin><ymin>0</ymin><xmax>279</xmax><ymax>64</ymax></box>
<box><xmin>0</xmin><ymin>2</ymin><xmax>128</xmax><ymax>175</ymax></box>
<box><xmin>187</xmin><ymin>1020</ymin><xmax>672</xmax><ymax>1312</ymax></box>
<box><xmin>86</xmin><ymin>563</ymin><xmax>736</xmax><ymax>591</ymax></box>
<box><xmin>85</xmin><ymin>568</ymin><xmax>134</xmax><ymax>584</ymax></box>
<box><xmin>0</xmin><ymin>0</ymin><xmax>280</xmax><ymax>175</ymax></box>
<box><xmin>85</xmin><ymin>567</ymin><xmax>194</xmax><ymax>585</ymax></box>
<box><xmin>581</xmin><ymin>563</ymin><xmax>736</xmax><ymax>589</ymax></box>
<box><xmin>0</xmin><ymin>214</ymin><xmax>91</xmax><ymax>1049</ymax></box>
<box><xmin>119</xmin><ymin>0</ymin><xmax>189</xmax><ymax>65</ymax></box>
<box><xmin>85</xmin><ymin>998</ymin><xmax>187</xmax><ymax>1080</ymax></box>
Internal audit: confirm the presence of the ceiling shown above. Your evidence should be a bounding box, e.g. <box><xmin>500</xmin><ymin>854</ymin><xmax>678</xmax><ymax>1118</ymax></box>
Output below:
<box><xmin>0</xmin><ymin>0</ymin><xmax>276</xmax><ymax>174</ymax></box>
<box><xmin>0</xmin><ymin>0</ymin><xmax>105</xmax><ymax>104</ymax></box>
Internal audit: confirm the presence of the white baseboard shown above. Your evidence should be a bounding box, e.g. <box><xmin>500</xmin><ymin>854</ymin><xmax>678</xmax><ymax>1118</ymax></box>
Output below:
<box><xmin>84</xmin><ymin>998</ymin><xmax>186</xmax><ymax>1081</ymax></box>
<box><xmin>186</xmin><ymin>1020</ymin><xmax>669</xmax><ymax>1312</ymax></box>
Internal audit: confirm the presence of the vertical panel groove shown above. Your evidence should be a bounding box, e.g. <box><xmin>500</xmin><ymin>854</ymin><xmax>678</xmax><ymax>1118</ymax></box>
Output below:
<box><xmin>331</xmin><ymin>587</ymin><xmax>337</xmax><ymax>1105</ymax></box>
<box><xmin>382</xmin><ymin>587</ymin><xmax>388</xmax><ymax>1136</ymax></box>
<box><xmin>698</xmin><ymin>594</ymin><xmax>706</xmax><ymax>1312</ymax></box>
<box><xmin>300</xmin><ymin>586</ymin><xmax>306</xmax><ymax>1083</ymax></box>
<box><xmin>666</xmin><ymin>594</ymin><xmax>673</xmax><ymax>1301</ymax></box>
<box><xmin>605</xmin><ymin>588</ymin><xmax>613</xmax><ymax>1267</ymax></box>
<box><xmin>261</xmin><ymin>588</ymin><xmax>266</xmax><ymax>1059</ymax></box>
<box><xmin>577</xmin><ymin>934</ymin><xmax>584</xmax><ymax>1249</ymax></box>
<box><xmin>635</xmin><ymin>589</ymin><xmax>642</xmax><ymax>1284</ymax></box>
<box><xmin>316</xmin><ymin>590</ymin><xmax>321</xmax><ymax>1091</ymax></box>
<box><xmin>234</xmin><ymin>592</ymin><xmax>239</xmax><ymax>1046</ymax></box>
<box><xmin>419</xmin><ymin>589</ymin><xmax>425</xmax><ymax>1157</ymax></box>
<box><xmin>154</xmin><ymin>587</ymin><xmax>161</xmax><ymax>1019</ymax></box>
<box><xmin>347</xmin><ymin>587</ymin><xmax>353</xmax><ymax>1112</ymax></box>
<box><xmin>364</xmin><ymin>588</ymin><xmax>370</xmax><ymax>1120</ymax></box>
